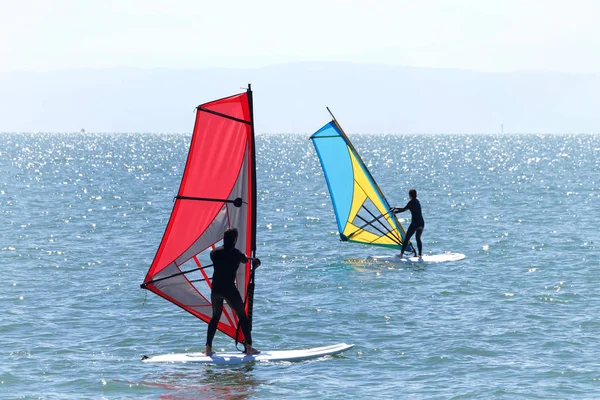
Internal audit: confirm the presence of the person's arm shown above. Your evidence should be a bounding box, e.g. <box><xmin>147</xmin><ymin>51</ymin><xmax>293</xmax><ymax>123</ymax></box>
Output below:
<box><xmin>393</xmin><ymin>200</ymin><xmax>412</xmax><ymax>214</ymax></box>
<box><xmin>238</xmin><ymin>250</ymin><xmax>261</xmax><ymax>268</ymax></box>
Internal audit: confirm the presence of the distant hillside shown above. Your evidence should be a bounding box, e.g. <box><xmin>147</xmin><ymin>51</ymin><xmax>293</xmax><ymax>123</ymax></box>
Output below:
<box><xmin>0</xmin><ymin>63</ymin><xmax>598</xmax><ymax>134</ymax></box>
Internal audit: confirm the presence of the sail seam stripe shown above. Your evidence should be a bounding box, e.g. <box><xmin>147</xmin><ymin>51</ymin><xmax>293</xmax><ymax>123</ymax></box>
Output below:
<box><xmin>350</xmin><ymin>206</ymin><xmax>402</xmax><ymax>246</ymax></box>
<box><xmin>351</xmin><ymin>210</ymin><xmax>397</xmax><ymax>239</ymax></box>
<box><xmin>141</xmin><ymin>264</ymin><xmax>213</xmax><ymax>287</ymax></box>
<box><xmin>350</xmin><ymin>178</ymin><xmax>401</xmax><ymax>242</ymax></box>
<box><xmin>198</xmin><ymin>107</ymin><xmax>251</xmax><ymax>125</ymax></box>
<box><xmin>349</xmin><ymin>213</ymin><xmax>397</xmax><ymax>243</ymax></box>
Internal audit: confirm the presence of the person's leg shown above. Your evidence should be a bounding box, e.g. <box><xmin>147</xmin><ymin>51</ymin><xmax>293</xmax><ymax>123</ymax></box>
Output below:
<box><xmin>225</xmin><ymin>289</ymin><xmax>260</xmax><ymax>355</ymax></box>
<box><xmin>415</xmin><ymin>227</ymin><xmax>424</xmax><ymax>257</ymax></box>
<box><xmin>205</xmin><ymin>292</ymin><xmax>224</xmax><ymax>355</ymax></box>
<box><xmin>399</xmin><ymin>226</ymin><xmax>416</xmax><ymax>256</ymax></box>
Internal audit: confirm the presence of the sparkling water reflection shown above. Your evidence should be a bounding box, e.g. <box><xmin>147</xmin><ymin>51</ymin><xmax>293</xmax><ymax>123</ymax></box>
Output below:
<box><xmin>1</xmin><ymin>133</ymin><xmax>599</xmax><ymax>398</ymax></box>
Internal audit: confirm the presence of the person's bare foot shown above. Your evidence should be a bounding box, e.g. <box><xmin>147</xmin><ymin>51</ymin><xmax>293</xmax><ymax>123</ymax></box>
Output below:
<box><xmin>205</xmin><ymin>346</ymin><xmax>215</xmax><ymax>356</ymax></box>
<box><xmin>397</xmin><ymin>253</ymin><xmax>405</xmax><ymax>258</ymax></box>
<box><xmin>245</xmin><ymin>345</ymin><xmax>260</xmax><ymax>355</ymax></box>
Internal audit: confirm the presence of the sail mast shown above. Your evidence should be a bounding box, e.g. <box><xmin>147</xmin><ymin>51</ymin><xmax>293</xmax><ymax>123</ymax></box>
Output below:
<box><xmin>245</xmin><ymin>83</ymin><xmax>258</xmax><ymax>335</ymax></box>
<box><xmin>248</xmin><ymin>84</ymin><xmax>257</xmax><ymax>257</ymax></box>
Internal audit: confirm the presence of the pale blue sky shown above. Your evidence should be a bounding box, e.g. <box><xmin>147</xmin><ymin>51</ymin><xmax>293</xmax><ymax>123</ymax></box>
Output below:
<box><xmin>1</xmin><ymin>0</ymin><xmax>599</xmax><ymax>73</ymax></box>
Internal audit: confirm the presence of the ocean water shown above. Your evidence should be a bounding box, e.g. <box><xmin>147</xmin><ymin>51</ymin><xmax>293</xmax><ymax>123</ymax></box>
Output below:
<box><xmin>1</xmin><ymin>132</ymin><xmax>600</xmax><ymax>399</ymax></box>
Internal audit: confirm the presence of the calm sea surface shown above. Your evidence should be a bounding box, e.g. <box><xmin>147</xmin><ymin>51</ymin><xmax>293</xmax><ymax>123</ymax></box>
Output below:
<box><xmin>1</xmin><ymin>132</ymin><xmax>600</xmax><ymax>399</ymax></box>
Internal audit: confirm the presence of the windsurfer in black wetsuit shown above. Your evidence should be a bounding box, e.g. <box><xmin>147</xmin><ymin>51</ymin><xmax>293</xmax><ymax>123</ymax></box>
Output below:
<box><xmin>205</xmin><ymin>228</ymin><xmax>261</xmax><ymax>356</ymax></box>
<box><xmin>392</xmin><ymin>189</ymin><xmax>424</xmax><ymax>259</ymax></box>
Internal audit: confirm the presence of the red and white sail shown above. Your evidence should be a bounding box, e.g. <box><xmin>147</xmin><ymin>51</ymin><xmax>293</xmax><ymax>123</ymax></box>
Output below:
<box><xmin>142</xmin><ymin>86</ymin><xmax>257</xmax><ymax>343</ymax></box>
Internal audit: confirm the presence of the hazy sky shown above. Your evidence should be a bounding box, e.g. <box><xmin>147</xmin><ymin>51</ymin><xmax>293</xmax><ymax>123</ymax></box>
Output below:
<box><xmin>1</xmin><ymin>0</ymin><xmax>599</xmax><ymax>74</ymax></box>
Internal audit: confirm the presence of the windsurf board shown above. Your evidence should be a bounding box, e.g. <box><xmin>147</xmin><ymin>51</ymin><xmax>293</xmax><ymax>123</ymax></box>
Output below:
<box><xmin>141</xmin><ymin>343</ymin><xmax>354</xmax><ymax>365</ymax></box>
<box><xmin>367</xmin><ymin>252</ymin><xmax>465</xmax><ymax>263</ymax></box>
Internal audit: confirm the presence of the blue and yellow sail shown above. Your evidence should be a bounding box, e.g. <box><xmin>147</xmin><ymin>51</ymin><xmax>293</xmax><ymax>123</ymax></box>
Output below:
<box><xmin>310</xmin><ymin>114</ymin><xmax>414</xmax><ymax>253</ymax></box>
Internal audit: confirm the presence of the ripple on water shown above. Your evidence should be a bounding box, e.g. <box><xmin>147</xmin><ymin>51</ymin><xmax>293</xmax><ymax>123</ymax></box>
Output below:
<box><xmin>1</xmin><ymin>133</ymin><xmax>600</xmax><ymax>398</ymax></box>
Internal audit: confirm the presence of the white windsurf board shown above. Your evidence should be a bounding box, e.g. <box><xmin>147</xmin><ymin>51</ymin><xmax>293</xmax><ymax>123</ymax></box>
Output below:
<box><xmin>141</xmin><ymin>342</ymin><xmax>354</xmax><ymax>365</ymax></box>
<box><xmin>367</xmin><ymin>252</ymin><xmax>466</xmax><ymax>263</ymax></box>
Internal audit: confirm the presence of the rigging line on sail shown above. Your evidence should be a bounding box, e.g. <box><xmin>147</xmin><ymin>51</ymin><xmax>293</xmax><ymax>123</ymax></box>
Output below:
<box><xmin>197</xmin><ymin>107</ymin><xmax>251</xmax><ymax>125</ymax></box>
<box><xmin>363</xmin><ymin>226</ymin><xmax>408</xmax><ymax>250</ymax></box>
<box><xmin>348</xmin><ymin>176</ymin><xmax>402</xmax><ymax>242</ymax></box>
<box><xmin>351</xmin><ymin>209</ymin><xmax>397</xmax><ymax>237</ymax></box>
<box><xmin>349</xmin><ymin>156</ymin><xmax>406</xmax><ymax>241</ymax></box>
<box><xmin>175</xmin><ymin>196</ymin><xmax>244</xmax><ymax>207</ymax></box>
<box><xmin>188</xmin><ymin>277</ymin><xmax>211</xmax><ymax>284</ymax></box>
<box><xmin>348</xmin><ymin>210</ymin><xmax>395</xmax><ymax>241</ymax></box>
<box><xmin>140</xmin><ymin>264</ymin><xmax>214</xmax><ymax>288</ymax></box>
<box><xmin>348</xmin><ymin>211</ymin><xmax>402</xmax><ymax>246</ymax></box>
<box><xmin>352</xmin><ymin>213</ymin><xmax>404</xmax><ymax>247</ymax></box>
<box><xmin>363</xmin><ymin>223</ymin><xmax>406</xmax><ymax>248</ymax></box>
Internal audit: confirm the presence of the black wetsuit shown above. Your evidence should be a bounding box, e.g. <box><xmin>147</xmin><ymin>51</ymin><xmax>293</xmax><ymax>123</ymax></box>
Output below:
<box><xmin>398</xmin><ymin>198</ymin><xmax>425</xmax><ymax>256</ymax></box>
<box><xmin>205</xmin><ymin>245</ymin><xmax>252</xmax><ymax>347</ymax></box>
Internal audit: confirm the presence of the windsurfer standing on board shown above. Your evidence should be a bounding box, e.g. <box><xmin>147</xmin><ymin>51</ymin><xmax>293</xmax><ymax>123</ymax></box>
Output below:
<box><xmin>392</xmin><ymin>188</ymin><xmax>424</xmax><ymax>259</ymax></box>
<box><xmin>205</xmin><ymin>227</ymin><xmax>261</xmax><ymax>356</ymax></box>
